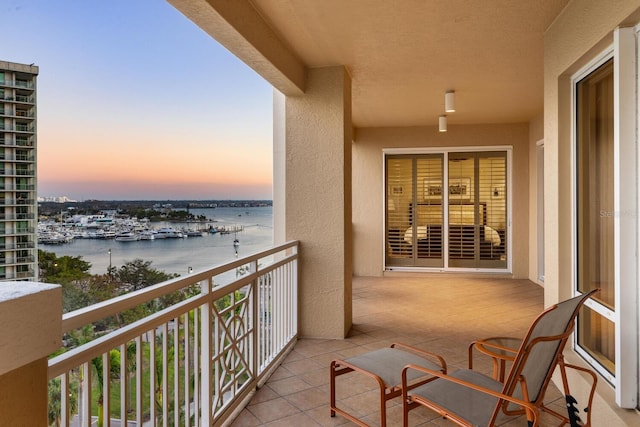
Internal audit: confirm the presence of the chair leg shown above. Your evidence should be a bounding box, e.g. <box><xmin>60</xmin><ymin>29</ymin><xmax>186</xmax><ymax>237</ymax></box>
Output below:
<box><xmin>379</xmin><ymin>385</ymin><xmax>387</xmax><ymax>427</ymax></box>
<box><xmin>330</xmin><ymin>360</ymin><xmax>386</xmax><ymax>427</ymax></box>
<box><xmin>330</xmin><ymin>362</ymin><xmax>336</xmax><ymax>417</ymax></box>
<box><xmin>557</xmin><ymin>355</ymin><xmax>598</xmax><ymax>427</ymax></box>
<box><xmin>330</xmin><ymin>361</ymin><xmax>354</xmax><ymax>419</ymax></box>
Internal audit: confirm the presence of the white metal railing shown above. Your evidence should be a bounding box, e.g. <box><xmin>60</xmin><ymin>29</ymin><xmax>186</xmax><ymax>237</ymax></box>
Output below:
<box><xmin>48</xmin><ymin>241</ymin><xmax>299</xmax><ymax>427</ymax></box>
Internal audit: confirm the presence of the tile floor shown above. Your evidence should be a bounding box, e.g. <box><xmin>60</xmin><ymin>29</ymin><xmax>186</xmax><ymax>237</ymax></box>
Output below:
<box><xmin>230</xmin><ymin>275</ymin><xmax>572</xmax><ymax>426</ymax></box>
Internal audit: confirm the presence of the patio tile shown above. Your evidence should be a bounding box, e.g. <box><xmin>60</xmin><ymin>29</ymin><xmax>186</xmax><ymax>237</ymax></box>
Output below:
<box><xmin>268</xmin><ymin>375</ymin><xmax>315</xmax><ymax>396</ymax></box>
<box><xmin>247</xmin><ymin>397</ymin><xmax>301</xmax><ymax>423</ymax></box>
<box><xmin>229</xmin><ymin>275</ymin><xmax>546</xmax><ymax>426</ymax></box>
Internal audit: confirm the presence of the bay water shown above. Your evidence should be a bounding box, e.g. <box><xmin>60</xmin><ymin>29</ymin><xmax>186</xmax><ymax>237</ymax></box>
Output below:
<box><xmin>44</xmin><ymin>206</ymin><xmax>274</xmax><ymax>278</ymax></box>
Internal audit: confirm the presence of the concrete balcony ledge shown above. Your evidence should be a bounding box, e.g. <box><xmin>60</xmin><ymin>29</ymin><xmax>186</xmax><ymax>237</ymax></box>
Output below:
<box><xmin>0</xmin><ymin>281</ymin><xmax>61</xmax><ymax>375</ymax></box>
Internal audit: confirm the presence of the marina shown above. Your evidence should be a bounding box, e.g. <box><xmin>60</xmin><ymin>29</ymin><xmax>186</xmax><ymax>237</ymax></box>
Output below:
<box><xmin>40</xmin><ymin>206</ymin><xmax>273</xmax><ymax>277</ymax></box>
<box><xmin>38</xmin><ymin>218</ymin><xmax>244</xmax><ymax>244</ymax></box>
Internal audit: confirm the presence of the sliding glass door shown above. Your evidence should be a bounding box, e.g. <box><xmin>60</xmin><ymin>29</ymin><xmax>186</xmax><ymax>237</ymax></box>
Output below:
<box><xmin>448</xmin><ymin>152</ymin><xmax>507</xmax><ymax>268</ymax></box>
<box><xmin>385</xmin><ymin>150</ymin><xmax>508</xmax><ymax>270</ymax></box>
<box><xmin>386</xmin><ymin>154</ymin><xmax>444</xmax><ymax>267</ymax></box>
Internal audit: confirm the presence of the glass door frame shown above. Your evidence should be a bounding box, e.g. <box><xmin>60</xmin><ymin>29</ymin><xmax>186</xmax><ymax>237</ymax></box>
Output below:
<box><xmin>383</xmin><ymin>146</ymin><xmax>512</xmax><ymax>274</ymax></box>
<box><xmin>570</xmin><ymin>28</ymin><xmax>638</xmax><ymax>408</ymax></box>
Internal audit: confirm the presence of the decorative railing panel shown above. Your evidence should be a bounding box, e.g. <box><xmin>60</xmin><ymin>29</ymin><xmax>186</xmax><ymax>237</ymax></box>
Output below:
<box><xmin>48</xmin><ymin>241</ymin><xmax>298</xmax><ymax>427</ymax></box>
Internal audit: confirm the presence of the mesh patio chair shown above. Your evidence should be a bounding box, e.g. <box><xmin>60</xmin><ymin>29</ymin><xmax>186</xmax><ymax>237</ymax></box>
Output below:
<box><xmin>401</xmin><ymin>289</ymin><xmax>599</xmax><ymax>427</ymax></box>
<box><xmin>330</xmin><ymin>342</ymin><xmax>446</xmax><ymax>427</ymax></box>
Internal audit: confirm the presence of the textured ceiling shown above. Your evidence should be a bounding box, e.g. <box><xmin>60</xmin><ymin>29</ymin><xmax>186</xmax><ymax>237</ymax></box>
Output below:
<box><xmin>250</xmin><ymin>0</ymin><xmax>569</xmax><ymax>128</ymax></box>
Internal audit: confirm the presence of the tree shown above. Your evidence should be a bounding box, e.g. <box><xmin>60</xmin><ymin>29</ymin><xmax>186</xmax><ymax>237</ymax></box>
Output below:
<box><xmin>39</xmin><ymin>250</ymin><xmax>95</xmax><ymax>312</ymax></box>
<box><xmin>48</xmin><ymin>377</ymin><xmax>78</xmax><ymax>427</ymax></box>
<box><xmin>43</xmin><ymin>252</ymin><xmax>200</xmax><ymax>425</ymax></box>
<box><xmin>114</xmin><ymin>259</ymin><xmax>178</xmax><ymax>293</ymax></box>
<box><xmin>39</xmin><ymin>250</ymin><xmax>91</xmax><ymax>284</ymax></box>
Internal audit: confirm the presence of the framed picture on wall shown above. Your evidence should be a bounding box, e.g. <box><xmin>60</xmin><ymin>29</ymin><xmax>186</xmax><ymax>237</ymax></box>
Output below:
<box><xmin>423</xmin><ymin>179</ymin><xmax>442</xmax><ymax>201</ymax></box>
<box><xmin>448</xmin><ymin>177</ymin><xmax>471</xmax><ymax>201</ymax></box>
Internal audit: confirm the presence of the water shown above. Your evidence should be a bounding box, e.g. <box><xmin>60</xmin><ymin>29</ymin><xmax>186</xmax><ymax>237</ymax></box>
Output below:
<box><xmin>43</xmin><ymin>206</ymin><xmax>273</xmax><ymax>277</ymax></box>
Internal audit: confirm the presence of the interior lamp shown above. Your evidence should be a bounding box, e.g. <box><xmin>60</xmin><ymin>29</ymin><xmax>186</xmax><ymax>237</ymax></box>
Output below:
<box><xmin>445</xmin><ymin>90</ymin><xmax>455</xmax><ymax>113</ymax></box>
<box><xmin>439</xmin><ymin>115</ymin><xmax>447</xmax><ymax>132</ymax></box>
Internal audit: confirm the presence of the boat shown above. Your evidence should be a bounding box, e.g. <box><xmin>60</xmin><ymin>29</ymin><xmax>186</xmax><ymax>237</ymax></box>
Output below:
<box><xmin>38</xmin><ymin>231</ymin><xmax>73</xmax><ymax>245</ymax></box>
<box><xmin>154</xmin><ymin>227</ymin><xmax>184</xmax><ymax>239</ymax></box>
<box><xmin>115</xmin><ymin>231</ymin><xmax>139</xmax><ymax>242</ymax></box>
<box><xmin>139</xmin><ymin>230</ymin><xmax>155</xmax><ymax>240</ymax></box>
<box><xmin>183</xmin><ymin>229</ymin><xmax>205</xmax><ymax>237</ymax></box>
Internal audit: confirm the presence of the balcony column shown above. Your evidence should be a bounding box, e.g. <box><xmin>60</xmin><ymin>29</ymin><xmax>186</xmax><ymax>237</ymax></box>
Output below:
<box><xmin>274</xmin><ymin>65</ymin><xmax>353</xmax><ymax>338</ymax></box>
<box><xmin>0</xmin><ymin>282</ymin><xmax>62</xmax><ymax>426</ymax></box>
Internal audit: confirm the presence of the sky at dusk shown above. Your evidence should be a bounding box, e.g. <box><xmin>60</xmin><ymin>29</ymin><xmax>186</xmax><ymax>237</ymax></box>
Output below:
<box><xmin>2</xmin><ymin>0</ymin><xmax>273</xmax><ymax>200</ymax></box>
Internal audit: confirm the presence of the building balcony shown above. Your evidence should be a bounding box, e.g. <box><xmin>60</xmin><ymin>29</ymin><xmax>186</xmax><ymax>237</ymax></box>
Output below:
<box><xmin>2</xmin><ymin>255</ymin><xmax>36</xmax><ymax>265</ymax></box>
<box><xmin>0</xmin><ymin>154</ymin><xmax>36</xmax><ymax>162</ymax></box>
<box><xmin>1</xmin><ymin>95</ymin><xmax>35</xmax><ymax>104</ymax></box>
<box><xmin>0</xmin><ymin>109</ymin><xmax>35</xmax><ymax>119</ymax></box>
<box><xmin>14</xmin><ymin>124</ymin><xmax>35</xmax><ymax>133</ymax></box>
<box><xmin>16</xmin><ymin>138</ymin><xmax>34</xmax><ymax>147</ymax></box>
<box><xmin>0</xmin><ymin>80</ymin><xmax>35</xmax><ymax>90</ymax></box>
<box><xmin>17</xmin><ymin>235</ymin><xmax>640</xmax><ymax>426</ymax></box>
<box><xmin>14</xmin><ymin>269</ymin><xmax>35</xmax><ymax>278</ymax></box>
<box><xmin>0</xmin><ymin>184</ymin><xmax>35</xmax><ymax>191</ymax></box>
<box><xmin>41</xmin><ymin>241</ymin><xmax>299</xmax><ymax>427</ymax></box>
<box><xmin>0</xmin><ymin>199</ymin><xmax>33</xmax><ymax>206</ymax></box>
<box><xmin>0</xmin><ymin>124</ymin><xmax>35</xmax><ymax>133</ymax></box>
<box><xmin>4</xmin><ymin>240</ymin><xmax>602</xmax><ymax>426</ymax></box>
<box><xmin>14</xmin><ymin>109</ymin><xmax>35</xmax><ymax>118</ymax></box>
<box><xmin>0</xmin><ymin>213</ymin><xmax>34</xmax><ymax>221</ymax></box>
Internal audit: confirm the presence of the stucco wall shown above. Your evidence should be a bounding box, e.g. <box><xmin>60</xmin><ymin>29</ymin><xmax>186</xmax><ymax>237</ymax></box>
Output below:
<box><xmin>544</xmin><ymin>0</ymin><xmax>640</xmax><ymax>307</ymax></box>
<box><xmin>544</xmin><ymin>0</ymin><xmax>640</xmax><ymax>306</ymax></box>
<box><xmin>544</xmin><ymin>0</ymin><xmax>640</xmax><ymax>421</ymax></box>
<box><xmin>352</xmin><ymin>123</ymin><xmax>530</xmax><ymax>278</ymax></box>
<box><xmin>281</xmin><ymin>66</ymin><xmax>353</xmax><ymax>338</ymax></box>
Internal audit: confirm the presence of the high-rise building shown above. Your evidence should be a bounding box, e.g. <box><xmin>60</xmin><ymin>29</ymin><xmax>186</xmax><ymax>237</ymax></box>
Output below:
<box><xmin>0</xmin><ymin>61</ymin><xmax>38</xmax><ymax>281</ymax></box>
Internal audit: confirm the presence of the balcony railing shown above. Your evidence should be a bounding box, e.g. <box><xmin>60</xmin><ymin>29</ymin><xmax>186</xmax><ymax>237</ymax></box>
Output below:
<box><xmin>15</xmin><ymin>269</ymin><xmax>35</xmax><ymax>278</ymax></box>
<box><xmin>47</xmin><ymin>240</ymin><xmax>299</xmax><ymax>427</ymax></box>
<box><xmin>0</xmin><ymin>80</ymin><xmax>35</xmax><ymax>89</ymax></box>
<box><xmin>0</xmin><ymin>96</ymin><xmax>34</xmax><ymax>102</ymax></box>
<box><xmin>16</xmin><ymin>138</ymin><xmax>34</xmax><ymax>147</ymax></box>
<box><xmin>15</xmin><ymin>123</ymin><xmax>35</xmax><ymax>132</ymax></box>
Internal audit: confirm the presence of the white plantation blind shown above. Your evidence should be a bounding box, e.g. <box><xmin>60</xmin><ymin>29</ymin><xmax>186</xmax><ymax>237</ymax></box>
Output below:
<box><xmin>448</xmin><ymin>154</ymin><xmax>476</xmax><ymax>263</ymax></box>
<box><xmin>447</xmin><ymin>152</ymin><xmax>507</xmax><ymax>267</ymax></box>
<box><xmin>479</xmin><ymin>155</ymin><xmax>506</xmax><ymax>261</ymax></box>
<box><xmin>386</xmin><ymin>157</ymin><xmax>413</xmax><ymax>260</ymax></box>
<box><xmin>415</xmin><ymin>157</ymin><xmax>443</xmax><ymax>260</ymax></box>
<box><xmin>385</xmin><ymin>151</ymin><xmax>507</xmax><ymax>270</ymax></box>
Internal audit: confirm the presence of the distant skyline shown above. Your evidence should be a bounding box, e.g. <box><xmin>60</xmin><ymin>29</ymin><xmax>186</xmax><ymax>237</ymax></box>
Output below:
<box><xmin>2</xmin><ymin>0</ymin><xmax>273</xmax><ymax>200</ymax></box>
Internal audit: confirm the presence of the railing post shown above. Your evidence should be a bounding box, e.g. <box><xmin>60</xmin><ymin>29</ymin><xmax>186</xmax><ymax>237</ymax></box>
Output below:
<box><xmin>0</xmin><ymin>282</ymin><xmax>61</xmax><ymax>426</ymax></box>
<box><xmin>292</xmin><ymin>244</ymin><xmax>299</xmax><ymax>334</ymax></box>
<box><xmin>200</xmin><ymin>278</ymin><xmax>213</xmax><ymax>426</ymax></box>
<box><xmin>251</xmin><ymin>260</ymin><xmax>259</xmax><ymax>383</ymax></box>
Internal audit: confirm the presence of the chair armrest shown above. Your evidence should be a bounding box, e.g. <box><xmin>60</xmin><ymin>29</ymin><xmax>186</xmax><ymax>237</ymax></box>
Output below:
<box><xmin>391</xmin><ymin>342</ymin><xmax>447</xmax><ymax>373</ymax></box>
<box><xmin>401</xmin><ymin>364</ymin><xmax>540</xmax><ymax>426</ymax></box>
<box><xmin>468</xmin><ymin>337</ymin><xmax>520</xmax><ymax>370</ymax></box>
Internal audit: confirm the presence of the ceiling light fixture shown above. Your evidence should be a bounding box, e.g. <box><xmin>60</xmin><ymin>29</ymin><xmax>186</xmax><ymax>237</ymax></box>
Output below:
<box><xmin>445</xmin><ymin>90</ymin><xmax>455</xmax><ymax>113</ymax></box>
<box><xmin>439</xmin><ymin>115</ymin><xmax>447</xmax><ymax>132</ymax></box>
